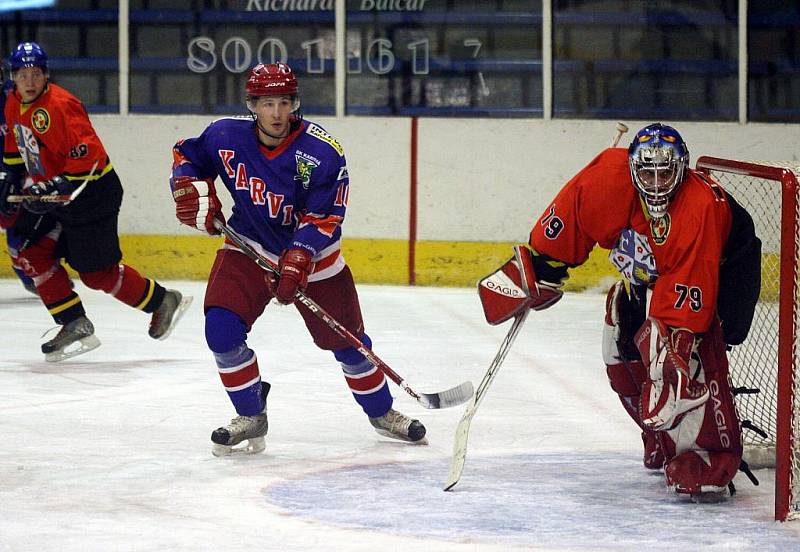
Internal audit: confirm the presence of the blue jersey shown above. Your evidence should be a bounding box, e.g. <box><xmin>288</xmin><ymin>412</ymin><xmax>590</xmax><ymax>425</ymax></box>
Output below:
<box><xmin>172</xmin><ymin>116</ymin><xmax>350</xmax><ymax>281</ymax></box>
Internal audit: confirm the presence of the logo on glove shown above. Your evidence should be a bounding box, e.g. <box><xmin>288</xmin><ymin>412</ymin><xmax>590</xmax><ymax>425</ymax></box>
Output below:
<box><xmin>484</xmin><ymin>279</ymin><xmax>523</xmax><ymax>298</ymax></box>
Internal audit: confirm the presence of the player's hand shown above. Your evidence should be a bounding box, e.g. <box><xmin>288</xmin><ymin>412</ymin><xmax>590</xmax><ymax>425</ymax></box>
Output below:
<box><xmin>0</xmin><ymin>170</ymin><xmax>22</xmax><ymax>216</ymax></box>
<box><xmin>172</xmin><ymin>176</ymin><xmax>224</xmax><ymax>235</ymax></box>
<box><xmin>28</xmin><ymin>175</ymin><xmax>73</xmax><ymax>198</ymax></box>
<box><xmin>271</xmin><ymin>248</ymin><xmax>314</xmax><ymax>304</ymax></box>
<box><xmin>23</xmin><ymin>175</ymin><xmax>73</xmax><ymax>214</ymax></box>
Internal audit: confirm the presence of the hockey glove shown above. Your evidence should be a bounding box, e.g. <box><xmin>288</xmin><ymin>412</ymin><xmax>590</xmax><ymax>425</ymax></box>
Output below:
<box><xmin>172</xmin><ymin>176</ymin><xmax>224</xmax><ymax>235</ymax></box>
<box><xmin>0</xmin><ymin>169</ymin><xmax>23</xmax><ymax>216</ymax></box>
<box><xmin>24</xmin><ymin>175</ymin><xmax>73</xmax><ymax>215</ymax></box>
<box><xmin>478</xmin><ymin>245</ymin><xmax>563</xmax><ymax>325</ymax></box>
<box><xmin>271</xmin><ymin>248</ymin><xmax>314</xmax><ymax>305</ymax></box>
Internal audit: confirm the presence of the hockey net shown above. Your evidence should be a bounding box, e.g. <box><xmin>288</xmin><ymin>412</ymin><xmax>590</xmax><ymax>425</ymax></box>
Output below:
<box><xmin>696</xmin><ymin>156</ymin><xmax>800</xmax><ymax>522</ymax></box>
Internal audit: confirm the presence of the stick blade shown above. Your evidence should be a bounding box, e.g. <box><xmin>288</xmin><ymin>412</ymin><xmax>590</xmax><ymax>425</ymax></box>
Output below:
<box><xmin>443</xmin><ymin>404</ymin><xmax>477</xmax><ymax>490</ymax></box>
<box><xmin>417</xmin><ymin>380</ymin><xmax>474</xmax><ymax>409</ymax></box>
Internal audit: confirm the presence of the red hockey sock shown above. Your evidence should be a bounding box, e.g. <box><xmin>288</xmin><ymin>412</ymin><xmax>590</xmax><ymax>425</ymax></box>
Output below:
<box><xmin>80</xmin><ymin>264</ymin><xmax>166</xmax><ymax>313</ymax></box>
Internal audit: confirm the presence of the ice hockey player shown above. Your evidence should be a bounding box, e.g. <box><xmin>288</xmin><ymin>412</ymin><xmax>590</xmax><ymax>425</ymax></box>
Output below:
<box><xmin>0</xmin><ymin>61</ymin><xmax>38</xmax><ymax>296</ymax></box>
<box><xmin>0</xmin><ymin>41</ymin><xmax>191</xmax><ymax>361</ymax></box>
<box><xmin>478</xmin><ymin>123</ymin><xmax>761</xmax><ymax>500</ymax></box>
<box><xmin>170</xmin><ymin>62</ymin><xmax>426</xmax><ymax>456</ymax></box>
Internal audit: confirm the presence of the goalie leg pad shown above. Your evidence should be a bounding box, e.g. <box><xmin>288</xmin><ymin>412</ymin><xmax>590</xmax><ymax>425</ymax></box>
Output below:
<box><xmin>478</xmin><ymin>245</ymin><xmax>563</xmax><ymax>325</ymax></box>
<box><xmin>635</xmin><ymin>318</ymin><xmax>709</xmax><ymax>431</ymax></box>
<box><xmin>603</xmin><ymin>282</ymin><xmax>663</xmax><ymax>468</ymax></box>
<box><xmin>606</xmin><ymin>363</ymin><xmax>664</xmax><ymax>469</ymax></box>
<box><xmin>659</xmin><ymin>320</ymin><xmax>743</xmax><ymax>493</ymax></box>
<box><xmin>664</xmin><ymin>450</ymin><xmax>741</xmax><ymax>496</ymax></box>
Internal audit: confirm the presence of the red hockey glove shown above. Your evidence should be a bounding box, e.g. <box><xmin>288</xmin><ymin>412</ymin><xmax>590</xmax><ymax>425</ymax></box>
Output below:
<box><xmin>478</xmin><ymin>245</ymin><xmax>563</xmax><ymax>325</ymax></box>
<box><xmin>172</xmin><ymin>176</ymin><xmax>224</xmax><ymax>235</ymax></box>
<box><xmin>271</xmin><ymin>248</ymin><xmax>314</xmax><ymax>305</ymax></box>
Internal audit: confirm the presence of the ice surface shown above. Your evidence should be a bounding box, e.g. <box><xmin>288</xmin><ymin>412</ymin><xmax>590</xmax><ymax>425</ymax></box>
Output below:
<box><xmin>1</xmin><ymin>280</ymin><xmax>798</xmax><ymax>551</ymax></box>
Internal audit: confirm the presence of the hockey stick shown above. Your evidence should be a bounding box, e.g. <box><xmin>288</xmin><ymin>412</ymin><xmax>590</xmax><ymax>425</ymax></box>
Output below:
<box><xmin>214</xmin><ymin>219</ymin><xmax>474</xmax><ymax>410</ymax></box>
<box><xmin>443</xmin><ymin>308</ymin><xmax>530</xmax><ymax>490</ymax></box>
<box><xmin>7</xmin><ymin>161</ymin><xmax>99</xmax><ymax>205</ymax></box>
<box><xmin>609</xmin><ymin>121</ymin><xmax>629</xmax><ymax>148</ymax></box>
<box><xmin>444</xmin><ymin>245</ymin><xmax>536</xmax><ymax>490</ymax></box>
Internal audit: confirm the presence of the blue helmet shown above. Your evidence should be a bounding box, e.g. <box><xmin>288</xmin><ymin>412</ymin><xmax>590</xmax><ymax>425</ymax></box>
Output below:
<box><xmin>9</xmin><ymin>41</ymin><xmax>48</xmax><ymax>72</ymax></box>
<box><xmin>628</xmin><ymin>123</ymin><xmax>689</xmax><ymax>218</ymax></box>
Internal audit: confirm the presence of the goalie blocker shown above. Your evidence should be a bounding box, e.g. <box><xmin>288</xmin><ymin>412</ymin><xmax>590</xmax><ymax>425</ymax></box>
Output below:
<box><xmin>478</xmin><ymin>245</ymin><xmax>564</xmax><ymax>325</ymax></box>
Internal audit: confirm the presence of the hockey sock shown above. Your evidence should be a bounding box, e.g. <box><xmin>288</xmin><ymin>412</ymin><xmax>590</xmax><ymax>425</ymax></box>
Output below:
<box><xmin>334</xmin><ymin>335</ymin><xmax>392</xmax><ymax>418</ymax></box>
<box><xmin>206</xmin><ymin>308</ymin><xmax>264</xmax><ymax>416</ymax></box>
<box><xmin>16</xmin><ymin>236</ymin><xmax>84</xmax><ymax>324</ymax></box>
<box><xmin>214</xmin><ymin>344</ymin><xmax>264</xmax><ymax>416</ymax></box>
<box><xmin>79</xmin><ymin>264</ymin><xmax>166</xmax><ymax>313</ymax></box>
<box><xmin>33</xmin><ymin>264</ymin><xmax>84</xmax><ymax>324</ymax></box>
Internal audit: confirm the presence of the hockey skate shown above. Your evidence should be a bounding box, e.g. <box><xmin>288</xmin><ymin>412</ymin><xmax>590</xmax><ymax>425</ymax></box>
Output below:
<box><xmin>369</xmin><ymin>409</ymin><xmax>428</xmax><ymax>444</ymax></box>
<box><xmin>211</xmin><ymin>383</ymin><xmax>270</xmax><ymax>457</ymax></box>
<box><xmin>148</xmin><ymin>289</ymin><xmax>193</xmax><ymax>340</ymax></box>
<box><xmin>41</xmin><ymin>316</ymin><xmax>101</xmax><ymax>362</ymax></box>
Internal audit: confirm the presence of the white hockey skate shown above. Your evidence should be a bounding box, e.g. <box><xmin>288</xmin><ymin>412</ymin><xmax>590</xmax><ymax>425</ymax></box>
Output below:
<box><xmin>211</xmin><ymin>383</ymin><xmax>270</xmax><ymax>457</ymax></box>
<box><xmin>369</xmin><ymin>409</ymin><xmax>428</xmax><ymax>444</ymax></box>
<box><xmin>148</xmin><ymin>289</ymin><xmax>193</xmax><ymax>341</ymax></box>
<box><xmin>42</xmin><ymin>316</ymin><xmax>101</xmax><ymax>363</ymax></box>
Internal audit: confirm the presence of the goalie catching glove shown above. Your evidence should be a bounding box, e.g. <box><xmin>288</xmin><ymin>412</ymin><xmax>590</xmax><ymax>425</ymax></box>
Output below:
<box><xmin>478</xmin><ymin>245</ymin><xmax>564</xmax><ymax>325</ymax></box>
<box><xmin>172</xmin><ymin>176</ymin><xmax>224</xmax><ymax>235</ymax></box>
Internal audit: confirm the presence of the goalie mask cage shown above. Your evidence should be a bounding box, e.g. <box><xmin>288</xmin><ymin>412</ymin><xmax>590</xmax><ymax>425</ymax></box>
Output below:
<box><xmin>696</xmin><ymin>156</ymin><xmax>800</xmax><ymax>522</ymax></box>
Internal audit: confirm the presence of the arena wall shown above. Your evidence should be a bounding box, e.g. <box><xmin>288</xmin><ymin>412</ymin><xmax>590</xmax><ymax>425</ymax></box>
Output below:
<box><xmin>3</xmin><ymin>116</ymin><xmax>799</xmax><ymax>289</ymax></box>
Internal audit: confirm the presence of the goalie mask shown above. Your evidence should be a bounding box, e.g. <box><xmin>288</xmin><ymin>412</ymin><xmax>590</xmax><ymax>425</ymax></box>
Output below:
<box><xmin>628</xmin><ymin>123</ymin><xmax>689</xmax><ymax>219</ymax></box>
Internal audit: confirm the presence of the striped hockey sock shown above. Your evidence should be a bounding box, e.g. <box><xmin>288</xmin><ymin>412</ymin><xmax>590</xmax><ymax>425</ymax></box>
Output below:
<box><xmin>214</xmin><ymin>344</ymin><xmax>264</xmax><ymax>416</ymax></box>
<box><xmin>341</xmin><ymin>357</ymin><xmax>392</xmax><ymax>418</ymax></box>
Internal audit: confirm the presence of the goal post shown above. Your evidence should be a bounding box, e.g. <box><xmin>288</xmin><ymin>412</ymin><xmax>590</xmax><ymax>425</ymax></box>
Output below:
<box><xmin>695</xmin><ymin>156</ymin><xmax>800</xmax><ymax>522</ymax></box>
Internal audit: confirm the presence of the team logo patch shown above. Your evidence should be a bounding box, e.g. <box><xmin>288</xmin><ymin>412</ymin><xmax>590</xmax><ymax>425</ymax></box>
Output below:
<box><xmin>294</xmin><ymin>153</ymin><xmax>319</xmax><ymax>189</ymax></box>
<box><xmin>31</xmin><ymin>108</ymin><xmax>50</xmax><ymax>134</ymax></box>
<box><xmin>650</xmin><ymin>213</ymin><xmax>671</xmax><ymax>245</ymax></box>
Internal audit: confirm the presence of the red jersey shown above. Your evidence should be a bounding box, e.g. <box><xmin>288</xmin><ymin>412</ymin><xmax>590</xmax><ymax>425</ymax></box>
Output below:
<box><xmin>2</xmin><ymin>83</ymin><xmax>111</xmax><ymax>184</ymax></box>
<box><xmin>530</xmin><ymin>148</ymin><xmax>732</xmax><ymax>334</ymax></box>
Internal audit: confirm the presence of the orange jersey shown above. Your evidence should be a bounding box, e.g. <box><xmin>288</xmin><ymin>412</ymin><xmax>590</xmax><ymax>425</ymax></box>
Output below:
<box><xmin>2</xmin><ymin>83</ymin><xmax>111</xmax><ymax>183</ymax></box>
<box><xmin>530</xmin><ymin>148</ymin><xmax>732</xmax><ymax>334</ymax></box>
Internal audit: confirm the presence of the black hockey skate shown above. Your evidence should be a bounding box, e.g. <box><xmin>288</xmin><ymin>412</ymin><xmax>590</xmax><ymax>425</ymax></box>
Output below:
<box><xmin>211</xmin><ymin>382</ymin><xmax>271</xmax><ymax>456</ymax></box>
<box><xmin>41</xmin><ymin>316</ymin><xmax>101</xmax><ymax>362</ymax></box>
<box><xmin>148</xmin><ymin>289</ymin><xmax>192</xmax><ymax>340</ymax></box>
<box><xmin>369</xmin><ymin>409</ymin><xmax>428</xmax><ymax>444</ymax></box>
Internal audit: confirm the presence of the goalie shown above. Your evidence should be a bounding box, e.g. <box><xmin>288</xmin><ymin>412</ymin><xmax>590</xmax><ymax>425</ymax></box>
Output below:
<box><xmin>479</xmin><ymin>123</ymin><xmax>760</xmax><ymax>500</ymax></box>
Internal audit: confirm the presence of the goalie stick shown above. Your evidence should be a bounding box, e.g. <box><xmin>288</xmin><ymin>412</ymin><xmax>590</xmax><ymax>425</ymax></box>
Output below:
<box><xmin>445</xmin><ymin>122</ymin><xmax>632</xmax><ymax>489</ymax></box>
<box><xmin>7</xmin><ymin>160</ymin><xmax>99</xmax><ymax>205</ymax></box>
<box><xmin>214</xmin><ymin>219</ymin><xmax>474</xmax><ymax>410</ymax></box>
<box><xmin>443</xmin><ymin>308</ymin><xmax>530</xmax><ymax>490</ymax></box>
<box><xmin>445</xmin><ymin>244</ymin><xmax>536</xmax><ymax>490</ymax></box>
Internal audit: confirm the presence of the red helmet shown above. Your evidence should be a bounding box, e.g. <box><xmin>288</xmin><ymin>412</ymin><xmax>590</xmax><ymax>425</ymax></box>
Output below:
<box><xmin>245</xmin><ymin>62</ymin><xmax>298</xmax><ymax>97</ymax></box>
